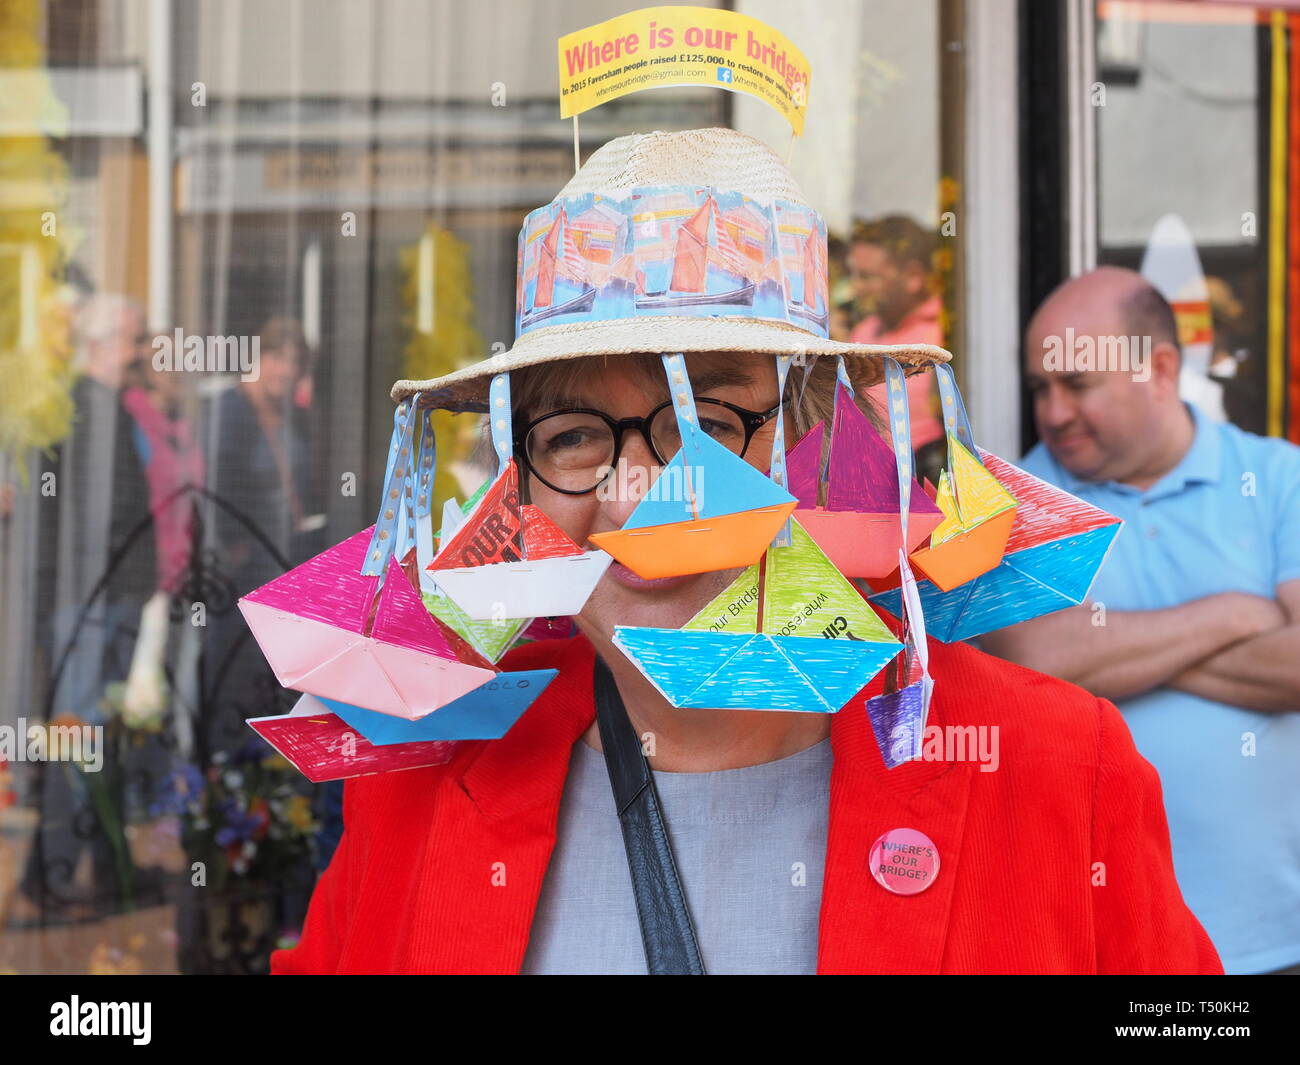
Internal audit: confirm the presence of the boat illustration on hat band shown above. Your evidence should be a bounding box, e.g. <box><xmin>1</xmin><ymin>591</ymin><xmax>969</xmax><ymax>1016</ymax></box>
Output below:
<box><xmin>637</xmin><ymin>193</ymin><xmax>756</xmax><ymax>309</ymax></box>
<box><xmin>514</xmin><ymin>185</ymin><xmax>833</xmax><ymax>340</ymax></box>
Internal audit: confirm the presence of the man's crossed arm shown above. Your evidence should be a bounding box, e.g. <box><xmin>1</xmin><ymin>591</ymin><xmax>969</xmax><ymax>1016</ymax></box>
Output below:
<box><xmin>979</xmin><ymin>580</ymin><xmax>1300</xmax><ymax>713</ymax></box>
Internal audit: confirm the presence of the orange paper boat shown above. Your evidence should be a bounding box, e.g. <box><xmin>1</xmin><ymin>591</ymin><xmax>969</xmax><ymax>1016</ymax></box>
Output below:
<box><xmin>908</xmin><ymin>436</ymin><xmax>1017</xmax><ymax>592</ymax></box>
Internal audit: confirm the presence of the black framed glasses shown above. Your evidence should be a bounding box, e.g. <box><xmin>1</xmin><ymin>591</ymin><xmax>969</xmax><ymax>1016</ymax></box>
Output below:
<box><xmin>515</xmin><ymin>396</ymin><xmax>782</xmax><ymax>495</ymax></box>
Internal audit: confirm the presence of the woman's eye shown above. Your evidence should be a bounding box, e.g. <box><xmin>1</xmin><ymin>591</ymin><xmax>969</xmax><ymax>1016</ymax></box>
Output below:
<box><xmin>699</xmin><ymin>418</ymin><xmax>740</xmax><ymax>439</ymax></box>
<box><xmin>543</xmin><ymin>429</ymin><xmax>590</xmax><ymax>452</ymax></box>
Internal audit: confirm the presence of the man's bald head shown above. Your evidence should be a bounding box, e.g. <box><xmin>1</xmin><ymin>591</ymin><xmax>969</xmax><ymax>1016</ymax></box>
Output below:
<box><xmin>1028</xmin><ymin>266</ymin><xmax>1180</xmax><ymax>364</ymax></box>
<box><xmin>1025</xmin><ymin>267</ymin><xmax>1189</xmax><ymax>486</ymax></box>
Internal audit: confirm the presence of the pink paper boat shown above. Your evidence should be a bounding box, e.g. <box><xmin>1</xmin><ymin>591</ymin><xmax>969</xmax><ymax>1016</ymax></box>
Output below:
<box><xmin>239</xmin><ymin>527</ymin><xmax>497</xmax><ymax>721</ymax></box>
<box><xmin>785</xmin><ymin>386</ymin><xmax>943</xmax><ymax>578</ymax></box>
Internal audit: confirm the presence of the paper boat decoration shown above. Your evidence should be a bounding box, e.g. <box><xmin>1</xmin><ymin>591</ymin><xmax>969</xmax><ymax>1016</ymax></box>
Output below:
<box><xmin>423</xmin><ymin>586</ymin><xmax>526</xmax><ymax>663</ymax></box>
<box><xmin>868</xmin><ymin>674</ymin><xmax>930</xmax><ymax>767</ymax></box>
<box><xmin>865</xmin><ymin>554</ymin><xmax>935</xmax><ymax>769</ymax></box>
<box><xmin>239</xmin><ymin>527</ymin><xmax>497</xmax><ymax>720</ymax></box>
<box><xmin>589</xmin><ymin>427</ymin><xmax>798</xmax><ymax>578</ymax></box>
<box><xmin>785</xmin><ymin>385</ymin><xmax>943</xmax><ymax>578</ymax></box>
<box><xmin>248</xmin><ymin>695</ymin><xmax>457</xmax><ymax>783</ymax></box>
<box><xmin>862</xmin><ymin>358</ymin><xmax>935</xmax><ymax>769</ymax></box>
<box><xmin>422</xmin><ymin>484</ymin><xmax>529</xmax><ymax>661</ymax></box>
<box><xmin>907</xmin><ymin>437</ymin><xmax>1018</xmax><ymax>591</ymax></box>
<box><xmin>871</xmin><ymin>451</ymin><xmax>1122</xmax><ymax>642</ymax></box>
<box><xmin>320</xmin><ymin>668</ymin><xmax>557</xmax><ymax>744</ymax></box>
<box><xmin>613</xmin><ymin>518</ymin><xmax>901</xmax><ymax>711</ymax></box>
<box><xmin>427</xmin><ymin>459</ymin><xmax>612</xmax><ymax>619</ymax></box>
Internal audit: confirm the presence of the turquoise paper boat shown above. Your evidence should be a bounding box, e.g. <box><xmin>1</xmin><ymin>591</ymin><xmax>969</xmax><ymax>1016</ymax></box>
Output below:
<box><xmin>614</xmin><ymin>518</ymin><xmax>900</xmax><ymax>712</ymax></box>
<box><xmin>871</xmin><ymin>451</ymin><xmax>1121</xmax><ymax>642</ymax></box>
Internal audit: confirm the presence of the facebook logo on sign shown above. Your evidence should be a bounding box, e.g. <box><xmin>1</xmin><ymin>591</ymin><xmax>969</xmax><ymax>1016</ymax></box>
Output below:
<box><xmin>717</xmin><ymin>67</ymin><xmax>733</xmax><ymax>83</ymax></box>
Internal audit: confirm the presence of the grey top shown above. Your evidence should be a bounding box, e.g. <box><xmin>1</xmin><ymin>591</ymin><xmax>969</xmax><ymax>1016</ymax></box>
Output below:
<box><xmin>520</xmin><ymin>735</ymin><xmax>833</xmax><ymax>975</ymax></box>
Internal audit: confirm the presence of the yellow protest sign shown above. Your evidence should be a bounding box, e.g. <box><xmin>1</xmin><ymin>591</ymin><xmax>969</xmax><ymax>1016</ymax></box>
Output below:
<box><xmin>557</xmin><ymin>6</ymin><xmax>811</xmax><ymax>135</ymax></box>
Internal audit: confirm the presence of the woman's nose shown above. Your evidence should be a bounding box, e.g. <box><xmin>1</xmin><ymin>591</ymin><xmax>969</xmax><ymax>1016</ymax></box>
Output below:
<box><xmin>598</xmin><ymin>432</ymin><xmax>661</xmax><ymax>527</ymax></box>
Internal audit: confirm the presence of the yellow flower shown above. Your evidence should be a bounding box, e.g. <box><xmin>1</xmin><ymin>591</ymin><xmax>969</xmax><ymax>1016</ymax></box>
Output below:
<box><xmin>261</xmin><ymin>752</ymin><xmax>293</xmax><ymax>773</ymax></box>
<box><xmin>285</xmin><ymin>794</ymin><xmax>315</xmax><ymax>833</ymax></box>
<box><xmin>88</xmin><ymin>942</ymin><xmax>142</xmax><ymax>976</ymax></box>
<box><xmin>0</xmin><ymin>0</ymin><xmax>76</xmax><ymax>472</ymax></box>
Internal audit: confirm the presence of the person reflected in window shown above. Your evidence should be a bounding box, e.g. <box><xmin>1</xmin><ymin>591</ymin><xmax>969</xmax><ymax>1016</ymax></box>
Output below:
<box><xmin>123</xmin><ymin>328</ymin><xmax>206</xmax><ymax>599</ymax></box>
<box><xmin>848</xmin><ymin>216</ymin><xmax>946</xmax><ymax>484</ymax></box>
<box><xmin>207</xmin><ymin>316</ymin><xmax>317</xmax><ymax>594</ymax></box>
<box><xmin>202</xmin><ymin>316</ymin><xmax>320</xmax><ymax>755</ymax></box>
<box><xmin>18</xmin><ymin>293</ymin><xmax>158</xmax><ymax>923</ymax></box>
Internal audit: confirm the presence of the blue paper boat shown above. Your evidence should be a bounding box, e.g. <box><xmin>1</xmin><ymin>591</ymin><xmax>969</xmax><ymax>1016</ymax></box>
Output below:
<box><xmin>870</xmin><ymin>453</ymin><xmax>1122</xmax><ymax>643</ymax></box>
<box><xmin>320</xmin><ymin>668</ymin><xmax>558</xmax><ymax>743</ymax></box>
<box><xmin>613</xmin><ymin>518</ymin><xmax>900</xmax><ymax>712</ymax></box>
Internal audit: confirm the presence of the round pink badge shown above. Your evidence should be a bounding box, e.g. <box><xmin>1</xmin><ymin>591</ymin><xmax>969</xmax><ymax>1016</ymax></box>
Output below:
<box><xmin>869</xmin><ymin>828</ymin><xmax>939</xmax><ymax>896</ymax></box>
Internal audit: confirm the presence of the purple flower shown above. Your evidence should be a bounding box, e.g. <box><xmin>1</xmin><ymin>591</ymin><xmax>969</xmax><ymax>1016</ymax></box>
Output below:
<box><xmin>149</xmin><ymin>765</ymin><xmax>206</xmax><ymax>818</ymax></box>
<box><xmin>231</xmin><ymin>736</ymin><xmax>268</xmax><ymax>766</ymax></box>
<box><xmin>214</xmin><ymin>797</ymin><xmax>268</xmax><ymax>847</ymax></box>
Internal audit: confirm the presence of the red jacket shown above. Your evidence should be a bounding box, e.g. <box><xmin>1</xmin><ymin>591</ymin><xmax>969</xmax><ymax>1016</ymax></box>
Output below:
<box><xmin>272</xmin><ymin>634</ymin><xmax>1223</xmax><ymax>975</ymax></box>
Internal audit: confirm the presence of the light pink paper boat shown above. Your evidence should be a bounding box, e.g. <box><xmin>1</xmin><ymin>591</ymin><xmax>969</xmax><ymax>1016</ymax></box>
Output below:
<box><xmin>239</xmin><ymin>527</ymin><xmax>496</xmax><ymax>721</ymax></box>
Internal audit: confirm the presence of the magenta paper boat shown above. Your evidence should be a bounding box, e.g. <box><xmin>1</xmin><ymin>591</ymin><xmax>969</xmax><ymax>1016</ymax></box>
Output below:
<box><xmin>785</xmin><ymin>384</ymin><xmax>943</xmax><ymax>578</ymax></box>
<box><xmin>239</xmin><ymin>527</ymin><xmax>496</xmax><ymax>721</ymax></box>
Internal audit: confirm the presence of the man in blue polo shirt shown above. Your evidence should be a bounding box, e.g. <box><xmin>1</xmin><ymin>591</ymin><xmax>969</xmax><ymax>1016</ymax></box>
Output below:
<box><xmin>981</xmin><ymin>266</ymin><xmax>1300</xmax><ymax>974</ymax></box>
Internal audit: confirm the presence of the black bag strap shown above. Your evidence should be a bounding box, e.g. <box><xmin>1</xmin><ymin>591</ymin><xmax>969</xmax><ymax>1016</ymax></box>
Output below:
<box><xmin>592</xmin><ymin>654</ymin><xmax>706</xmax><ymax>976</ymax></box>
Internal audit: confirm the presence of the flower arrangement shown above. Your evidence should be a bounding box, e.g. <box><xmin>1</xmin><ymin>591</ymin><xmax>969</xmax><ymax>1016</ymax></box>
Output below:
<box><xmin>150</xmin><ymin>741</ymin><xmax>317</xmax><ymax>894</ymax></box>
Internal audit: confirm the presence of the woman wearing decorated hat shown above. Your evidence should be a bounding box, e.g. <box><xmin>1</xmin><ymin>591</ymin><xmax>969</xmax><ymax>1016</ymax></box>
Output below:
<box><xmin>266</xmin><ymin>123</ymin><xmax>1221</xmax><ymax>976</ymax></box>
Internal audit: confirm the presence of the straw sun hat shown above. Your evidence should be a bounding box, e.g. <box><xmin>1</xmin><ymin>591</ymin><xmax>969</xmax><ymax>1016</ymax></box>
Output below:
<box><xmin>391</xmin><ymin>127</ymin><xmax>951</xmax><ymax>412</ymax></box>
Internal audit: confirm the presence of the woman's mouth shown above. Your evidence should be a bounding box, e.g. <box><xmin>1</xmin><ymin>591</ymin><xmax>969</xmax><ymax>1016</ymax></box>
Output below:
<box><xmin>604</xmin><ymin>560</ymin><xmax>694</xmax><ymax>592</ymax></box>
